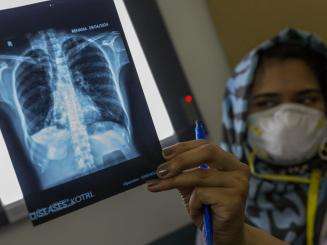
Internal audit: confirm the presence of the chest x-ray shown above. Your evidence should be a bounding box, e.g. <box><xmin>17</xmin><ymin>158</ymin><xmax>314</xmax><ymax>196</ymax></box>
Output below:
<box><xmin>0</xmin><ymin>0</ymin><xmax>163</xmax><ymax>225</ymax></box>
<box><xmin>2</xmin><ymin>29</ymin><xmax>142</xmax><ymax>190</ymax></box>
<box><xmin>1</xmin><ymin>30</ymin><xmax>139</xmax><ymax>190</ymax></box>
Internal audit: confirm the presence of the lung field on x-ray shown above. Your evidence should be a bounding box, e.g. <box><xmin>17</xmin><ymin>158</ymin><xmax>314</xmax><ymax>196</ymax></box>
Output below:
<box><xmin>0</xmin><ymin>30</ymin><xmax>139</xmax><ymax>189</ymax></box>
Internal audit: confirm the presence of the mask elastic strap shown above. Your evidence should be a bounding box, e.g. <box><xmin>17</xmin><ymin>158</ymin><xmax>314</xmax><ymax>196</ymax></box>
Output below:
<box><xmin>244</xmin><ymin>148</ymin><xmax>310</xmax><ymax>184</ymax></box>
<box><xmin>244</xmin><ymin>147</ymin><xmax>321</xmax><ymax>245</ymax></box>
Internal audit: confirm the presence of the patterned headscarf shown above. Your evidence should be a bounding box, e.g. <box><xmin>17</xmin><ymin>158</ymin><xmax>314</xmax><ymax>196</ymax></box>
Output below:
<box><xmin>221</xmin><ymin>28</ymin><xmax>327</xmax><ymax>160</ymax></box>
<box><xmin>220</xmin><ymin>28</ymin><xmax>327</xmax><ymax>244</ymax></box>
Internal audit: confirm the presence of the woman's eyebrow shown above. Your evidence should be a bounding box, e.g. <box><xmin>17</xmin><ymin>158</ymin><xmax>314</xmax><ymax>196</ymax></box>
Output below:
<box><xmin>250</xmin><ymin>93</ymin><xmax>280</xmax><ymax>101</ymax></box>
<box><xmin>296</xmin><ymin>89</ymin><xmax>322</xmax><ymax>97</ymax></box>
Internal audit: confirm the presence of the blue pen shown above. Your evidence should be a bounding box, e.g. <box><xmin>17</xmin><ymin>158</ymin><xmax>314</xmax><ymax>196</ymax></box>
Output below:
<box><xmin>195</xmin><ymin>121</ymin><xmax>214</xmax><ymax>245</ymax></box>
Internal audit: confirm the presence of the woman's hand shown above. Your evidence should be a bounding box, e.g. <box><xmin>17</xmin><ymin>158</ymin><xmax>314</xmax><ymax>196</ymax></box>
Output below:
<box><xmin>146</xmin><ymin>140</ymin><xmax>250</xmax><ymax>245</ymax></box>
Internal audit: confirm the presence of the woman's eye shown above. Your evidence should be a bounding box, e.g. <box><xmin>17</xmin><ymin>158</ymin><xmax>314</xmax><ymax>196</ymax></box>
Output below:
<box><xmin>254</xmin><ymin>100</ymin><xmax>278</xmax><ymax>109</ymax></box>
<box><xmin>297</xmin><ymin>96</ymin><xmax>319</xmax><ymax>105</ymax></box>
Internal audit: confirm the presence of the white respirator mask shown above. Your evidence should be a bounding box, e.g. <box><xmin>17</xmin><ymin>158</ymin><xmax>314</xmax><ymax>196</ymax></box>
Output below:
<box><xmin>247</xmin><ymin>103</ymin><xmax>327</xmax><ymax>166</ymax></box>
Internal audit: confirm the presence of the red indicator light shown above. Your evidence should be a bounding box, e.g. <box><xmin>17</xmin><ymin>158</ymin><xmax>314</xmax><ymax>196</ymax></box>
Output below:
<box><xmin>184</xmin><ymin>95</ymin><xmax>193</xmax><ymax>104</ymax></box>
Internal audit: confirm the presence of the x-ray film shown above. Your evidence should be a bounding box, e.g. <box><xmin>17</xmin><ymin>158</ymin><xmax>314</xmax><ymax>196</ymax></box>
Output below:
<box><xmin>0</xmin><ymin>0</ymin><xmax>164</xmax><ymax>225</ymax></box>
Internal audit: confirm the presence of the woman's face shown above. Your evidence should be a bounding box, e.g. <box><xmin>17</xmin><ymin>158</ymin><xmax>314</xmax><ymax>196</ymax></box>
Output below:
<box><xmin>248</xmin><ymin>58</ymin><xmax>325</xmax><ymax>115</ymax></box>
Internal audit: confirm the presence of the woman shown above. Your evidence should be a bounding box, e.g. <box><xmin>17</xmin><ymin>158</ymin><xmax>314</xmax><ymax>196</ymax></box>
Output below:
<box><xmin>147</xmin><ymin>28</ymin><xmax>327</xmax><ymax>244</ymax></box>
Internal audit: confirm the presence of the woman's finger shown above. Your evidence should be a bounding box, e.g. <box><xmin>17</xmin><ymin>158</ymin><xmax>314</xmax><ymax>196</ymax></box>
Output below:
<box><xmin>189</xmin><ymin>187</ymin><xmax>232</xmax><ymax>211</ymax></box>
<box><xmin>148</xmin><ymin>168</ymin><xmax>249</xmax><ymax>193</ymax></box>
<box><xmin>188</xmin><ymin>187</ymin><xmax>245</xmax><ymax>228</ymax></box>
<box><xmin>177</xmin><ymin>187</ymin><xmax>193</xmax><ymax>210</ymax></box>
<box><xmin>162</xmin><ymin>140</ymin><xmax>208</xmax><ymax>160</ymax></box>
<box><xmin>157</xmin><ymin>143</ymin><xmax>247</xmax><ymax>179</ymax></box>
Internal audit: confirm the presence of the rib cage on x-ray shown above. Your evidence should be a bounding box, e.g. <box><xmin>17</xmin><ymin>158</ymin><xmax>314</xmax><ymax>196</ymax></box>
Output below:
<box><xmin>15</xmin><ymin>49</ymin><xmax>52</xmax><ymax>136</ymax></box>
<box><xmin>62</xmin><ymin>36</ymin><xmax>128</xmax><ymax>130</ymax></box>
<box><xmin>0</xmin><ymin>30</ymin><xmax>139</xmax><ymax>189</ymax></box>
